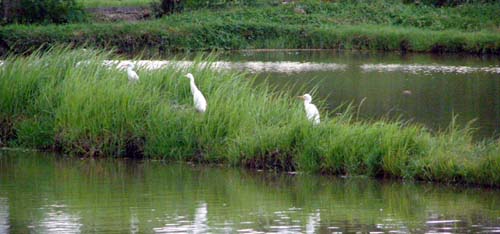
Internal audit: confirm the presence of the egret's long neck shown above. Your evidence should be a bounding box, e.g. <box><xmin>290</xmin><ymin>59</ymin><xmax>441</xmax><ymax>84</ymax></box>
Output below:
<box><xmin>303</xmin><ymin>99</ymin><xmax>311</xmax><ymax>106</ymax></box>
<box><xmin>127</xmin><ymin>67</ymin><xmax>133</xmax><ymax>72</ymax></box>
<box><xmin>189</xmin><ymin>79</ymin><xmax>199</xmax><ymax>94</ymax></box>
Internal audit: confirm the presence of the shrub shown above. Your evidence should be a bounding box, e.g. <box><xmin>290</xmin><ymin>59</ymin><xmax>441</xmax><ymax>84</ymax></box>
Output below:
<box><xmin>150</xmin><ymin>0</ymin><xmax>184</xmax><ymax>18</ymax></box>
<box><xmin>0</xmin><ymin>0</ymin><xmax>85</xmax><ymax>24</ymax></box>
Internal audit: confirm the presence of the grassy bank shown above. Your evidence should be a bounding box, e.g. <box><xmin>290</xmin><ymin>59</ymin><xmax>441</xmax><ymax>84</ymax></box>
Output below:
<box><xmin>0</xmin><ymin>48</ymin><xmax>499</xmax><ymax>186</ymax></box>
<box><xmin>1</xmin><ymin>1</ymin><xmax>499</xmax><ymax>55</ymax></box>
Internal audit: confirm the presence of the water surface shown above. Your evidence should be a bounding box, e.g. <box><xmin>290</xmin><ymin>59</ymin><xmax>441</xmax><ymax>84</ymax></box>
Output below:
<box><xmin>1</xmin><ymin>150</ymin><xmax>499</xmax><ymax>233</ymax></box>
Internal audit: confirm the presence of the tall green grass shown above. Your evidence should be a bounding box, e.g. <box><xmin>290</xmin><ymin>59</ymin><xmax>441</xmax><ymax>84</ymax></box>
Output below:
<box><xmin>0</xmin><ymin>48</ymin><xmax>499</xmax><ymax>186</ymax></box>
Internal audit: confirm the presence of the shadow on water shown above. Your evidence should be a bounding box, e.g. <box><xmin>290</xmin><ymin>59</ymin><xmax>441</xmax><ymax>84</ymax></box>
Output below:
<box><xmin>0</xmin><ymin>150</ymin><xmax>499</xmax><ymax>233</ymax></box>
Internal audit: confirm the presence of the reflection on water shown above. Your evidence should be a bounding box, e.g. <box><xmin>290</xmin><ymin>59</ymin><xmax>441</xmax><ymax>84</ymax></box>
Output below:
<box><xmin>193</xmin><ymin>202</ymin><xmax>208</xmax><ymax>234</ymax></box>
<box><xmin>0</xmin><ymin>150</ymin><xmax>499</xmax><ymax>233</ymax></box>
<box><xmin>36</xmin><ymin>204</ymin><xmax>82</xmax><ymax>234</ymax></box>
<box><xmin>154</xmin><ymin>202</ymin><xmax>208</xmax><ymax>233</ymax></box>
<box><xmin>130</xmin><ymin>209</ymin><xmax>139</xmax><ymax>234</ymax></box>
<box><xmin>306</xmin><ymin>211</ymin><xmax>320</xmax><ymax>234</ymax></box>
<box><xmin>0</xmin><ymin>197</ymin><xmax>8</xmax><ymax>233</ymax></box>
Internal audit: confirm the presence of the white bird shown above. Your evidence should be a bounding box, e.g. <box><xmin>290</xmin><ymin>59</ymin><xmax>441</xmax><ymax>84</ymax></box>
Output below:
<box><xmin>298</xmin><ymin>93</ymin><xmax>320</xmax><ymax>124</ymax></box>
<box><xmin>185</xmin><ymin>73</ymin><xmax>207</xmax><ymax>113</ymax></box>
<box><xmin>125</xmin><ymin>63</ymin><xmax>139</xmax><ymax>82</ymax></box>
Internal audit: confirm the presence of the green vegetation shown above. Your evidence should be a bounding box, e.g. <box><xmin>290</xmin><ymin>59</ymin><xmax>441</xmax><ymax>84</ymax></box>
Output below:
<box><xmin>0</xmin><ymin>48</ymin><xmax>499</xmax><ymax>186</ymax></box>
<box><xmin>0</xmin><ymin>0</ymin><xmax>85</xmax><ymax>24</ymax></box>
<box><xmin>1</xmin><ymin>1</ymin><xmax>499</xmax><ymax>54</ymax></box>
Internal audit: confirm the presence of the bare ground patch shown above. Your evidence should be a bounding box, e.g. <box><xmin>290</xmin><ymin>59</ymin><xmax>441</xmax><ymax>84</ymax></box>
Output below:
<box><xmin>86</xmin><ymin>7</ymin><xmax>151</xmax><ymax>22</ymax></box>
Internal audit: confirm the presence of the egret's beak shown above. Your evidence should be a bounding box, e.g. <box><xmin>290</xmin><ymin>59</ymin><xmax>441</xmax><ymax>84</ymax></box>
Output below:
<box><xmin>297</xmin><ymin>95</ymin><xmax>305</xmax><ymax>100</ymax></box>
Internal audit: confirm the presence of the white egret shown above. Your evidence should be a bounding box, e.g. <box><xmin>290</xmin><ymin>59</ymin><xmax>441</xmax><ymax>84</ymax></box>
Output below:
<box><xmin>298</xmin><ymin>93</ymin><xmax>320</xmax><ymax>124</ymax></box>
<box><xmin>402</xmin><ymin>89</ymin><xmax>412</xmax><ymax>96</ymax></box>
<box><xmin>185</xmin><ymin>73</ymin><xmax>207</xmax><ymax>113</ymax></box>
<box><xmin>125</xmin><ymin>63</ymin><xmax>139</xmax><ymax>82</ymax></box>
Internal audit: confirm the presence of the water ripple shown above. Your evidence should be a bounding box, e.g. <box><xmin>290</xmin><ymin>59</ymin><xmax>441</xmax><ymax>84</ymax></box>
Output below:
<box><xmin>35</xmin><ymin>203</ymin><xmax>82</xmax><ymax>234</ymax></box>
<box><xmin>361</xmin><ymin>64</ymin><xmax>500</xmax><ymax>74</ymax></box>
<box><xmin>426</xmin><ymin>219</ymin><xmax>462</xmax><ymax>224</ymax></box>
<box><xmin>5</xmin><ymin>59</ymin><xmax>500</xmax><ymax>74</ymax></box>
<box><xmin>103</xmin><ymin>60</ymin><xmax>347</xmax><ymax>73</ymax></box>
<box><xmin>153</xmin><ymin>202</ymin><xmax>208</xmax><ymax>234</ymax></box>
<box><xmin>0</xmin><ymin>198</ymin><xmax>9</xmax><ymax>233</ymax></box>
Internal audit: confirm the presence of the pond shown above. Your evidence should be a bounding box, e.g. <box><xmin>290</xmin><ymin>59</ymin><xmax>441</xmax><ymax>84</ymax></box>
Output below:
<box><xmin>212</xmin><ymin>50</ymin><xmax>500</xmax><ymax>139</ymax></box>
<box><xmin>0</xmin><ymin>150</ymin><xmax>499</xmax><ymax>233</ymax></box>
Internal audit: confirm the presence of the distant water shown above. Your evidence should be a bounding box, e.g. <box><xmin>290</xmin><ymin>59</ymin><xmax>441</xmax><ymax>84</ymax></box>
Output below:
<box><xmin>102</xmin><ymin>59</ymin><xmax>500</xmax><ymax>74</ymax></box>
<box><xmin>0</xmin><ymin>150</ymin><xmax>499</xmax><ymax>233</ymax></box>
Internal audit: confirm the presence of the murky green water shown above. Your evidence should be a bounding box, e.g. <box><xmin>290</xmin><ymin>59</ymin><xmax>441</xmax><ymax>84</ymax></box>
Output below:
<box><xmin>1</xmin><ymin>150</ymin><xmax>499</xmax><ymax>233</ymax></box>
<box><xmin>216</xmin><ymin>51</ymin><xmax>500</xmax><ymax>139</ymax></box>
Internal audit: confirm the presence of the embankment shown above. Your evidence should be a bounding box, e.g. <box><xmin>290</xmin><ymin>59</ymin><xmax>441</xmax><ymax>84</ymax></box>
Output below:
<box><xmin>1</xmin><ymin>1</ymin><xmax>499</xmax><ymax>55</ymax></box>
